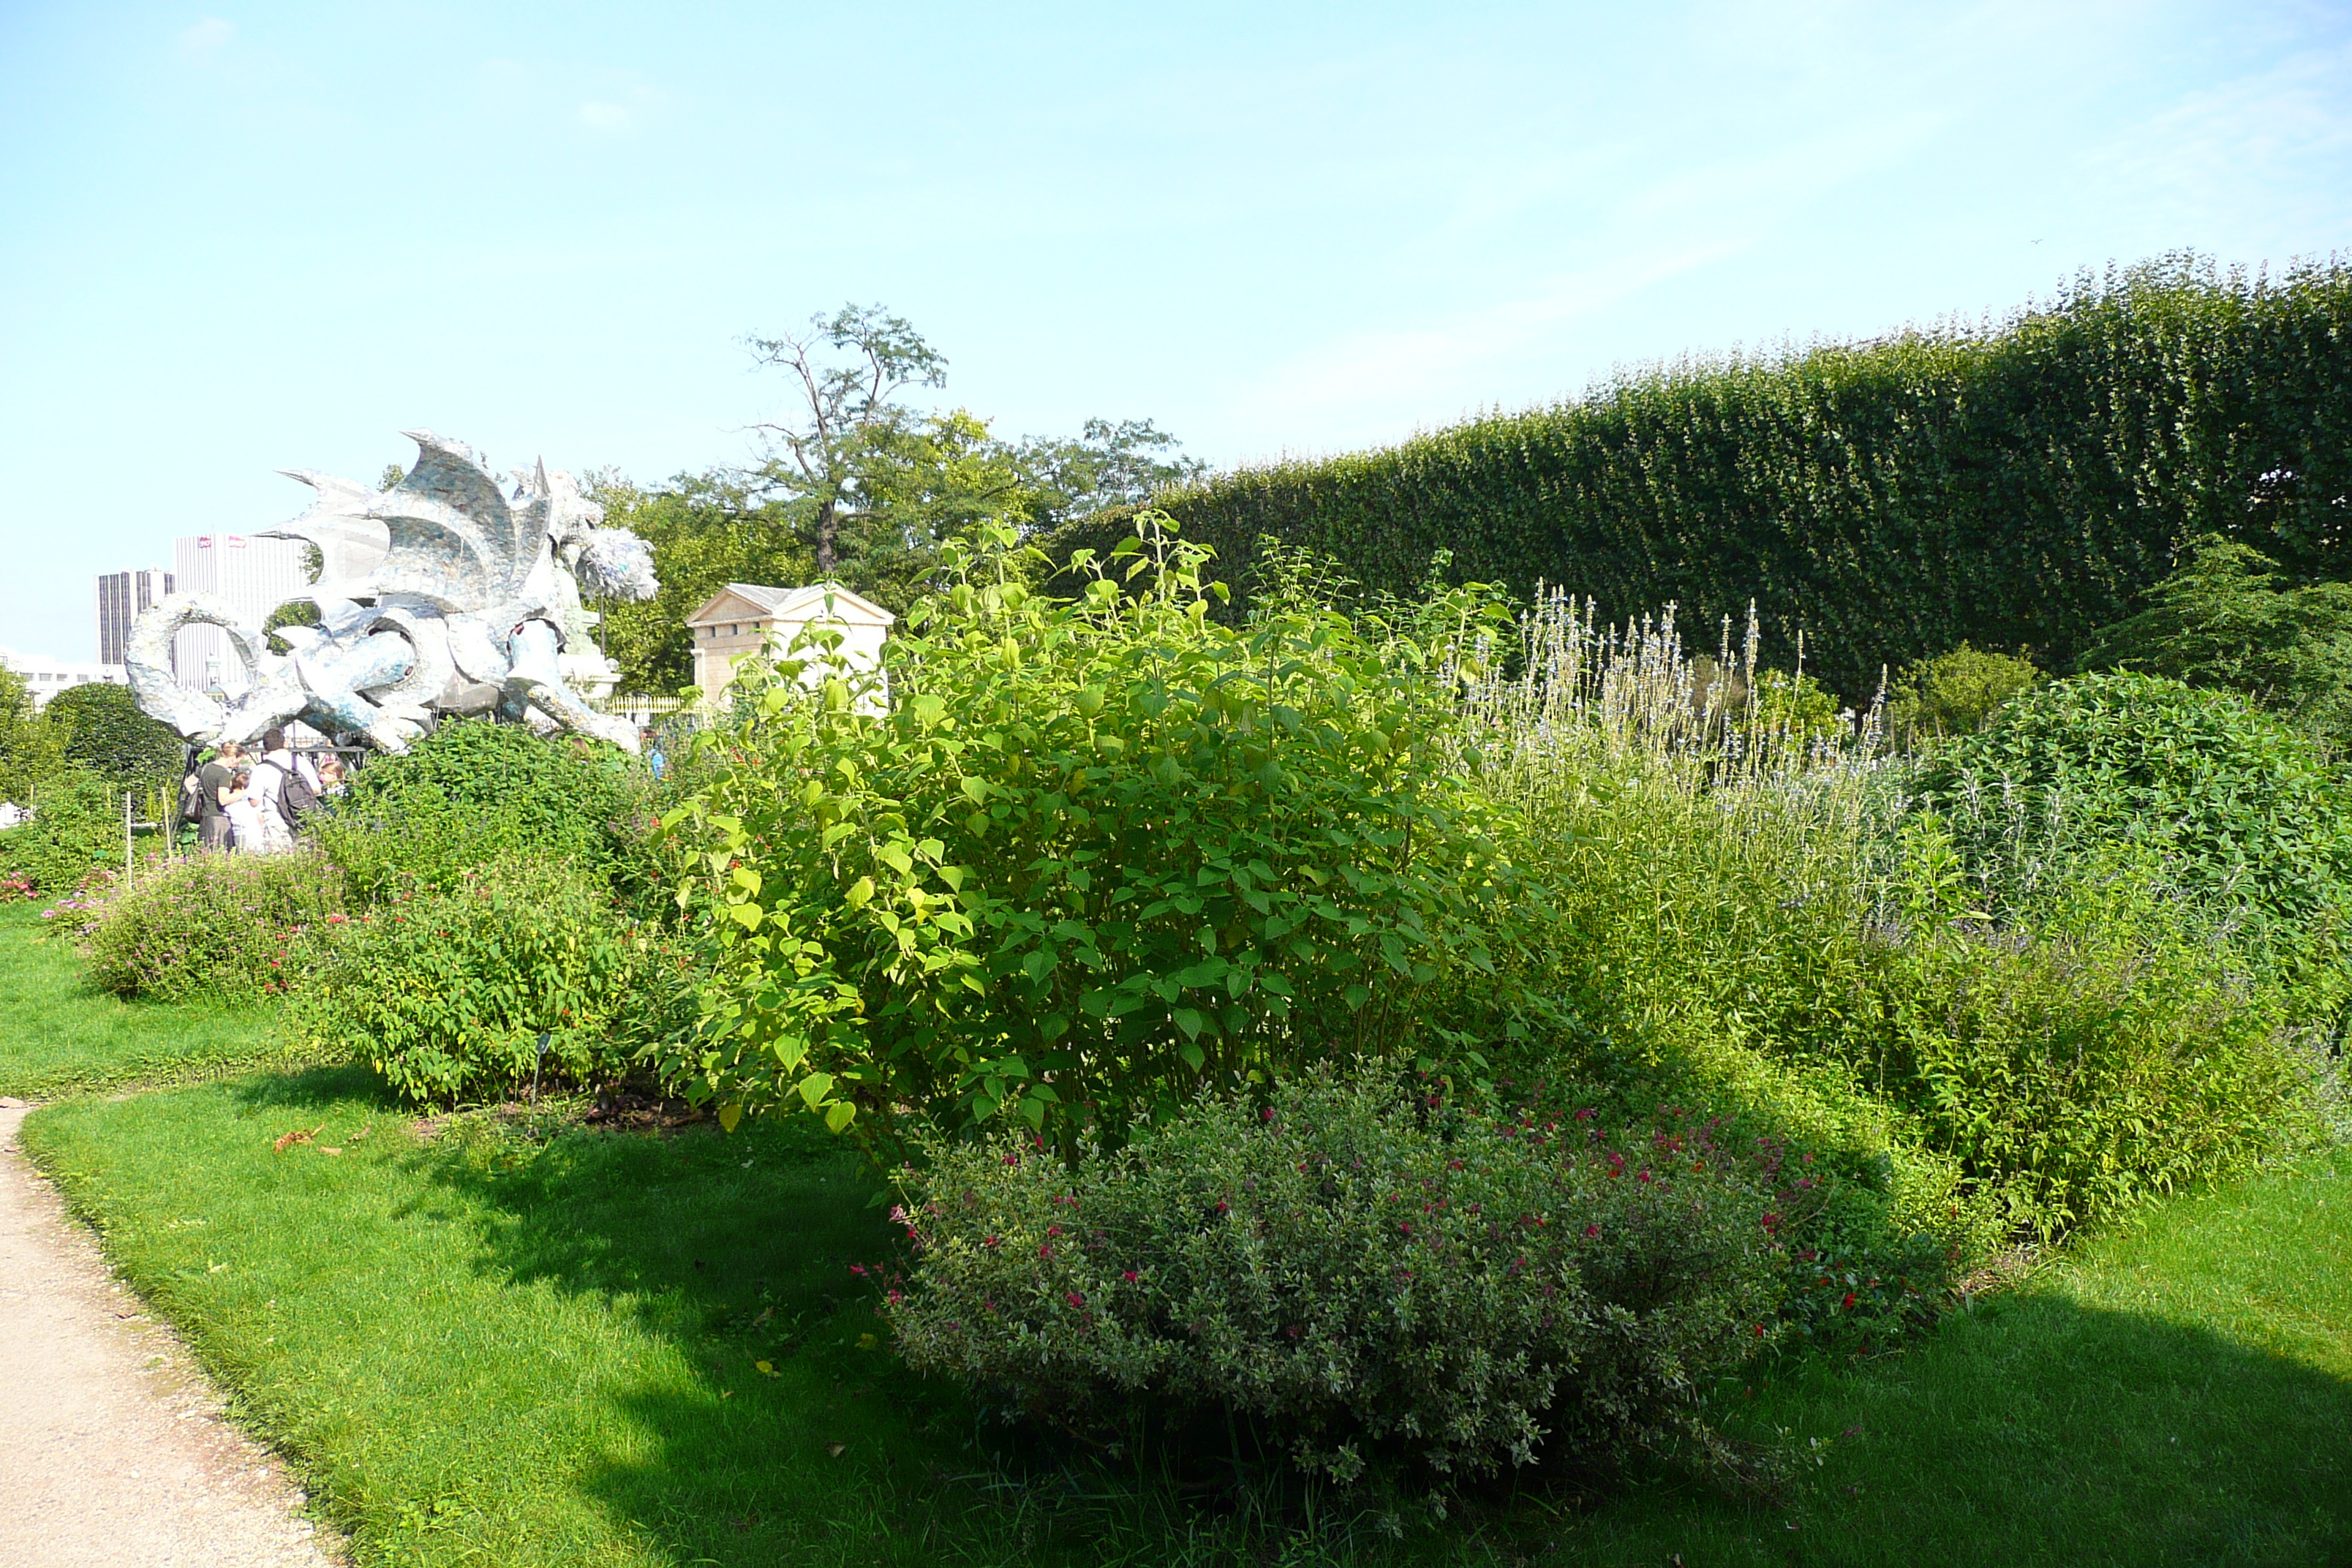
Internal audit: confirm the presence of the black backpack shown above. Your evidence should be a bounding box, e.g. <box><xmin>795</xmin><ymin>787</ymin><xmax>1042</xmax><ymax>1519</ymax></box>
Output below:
<box><xmin>177</xmin><ymin>769</ymin><xmax>205</xmax><ymax>826</ymax></box>
<box><xmin>261</xmin><ymin>759</ymin><xmax>320</xmax><ymax>829</ymax></box>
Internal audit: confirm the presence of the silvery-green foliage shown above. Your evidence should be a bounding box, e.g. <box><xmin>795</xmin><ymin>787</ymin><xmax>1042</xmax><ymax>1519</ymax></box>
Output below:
<box><xmin>889</xmin><ymin>1077</ymin><xmax>1778</xmax><ymax>1485</ymax></box>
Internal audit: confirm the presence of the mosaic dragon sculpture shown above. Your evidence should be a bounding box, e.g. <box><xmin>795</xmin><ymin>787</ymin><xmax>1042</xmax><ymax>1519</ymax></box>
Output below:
<box><xmin>125</xmin><ymin>431</ymin><xmax>659</xmax><ymax>754</ymax></box>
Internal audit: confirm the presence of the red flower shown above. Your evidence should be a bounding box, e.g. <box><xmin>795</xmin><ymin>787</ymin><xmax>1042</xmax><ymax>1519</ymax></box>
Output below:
<box><xmin>1121</xmin><ymin>1270</ymin><xmax>1139</xmax><ymax>1284</ymax></box>
<box><xmin>1066</xmin><ymin>1291</ymin><xmax>1085</xmax><ymax>1308</ymax></box>
<box><xmin>1583</xmin><ymin>1224</ymin><xmax>1599</xmax><ymax>1238</ymax></box>
<box><xmin>1842</xmin><ymin>1292</ymin><xmax>1857</xmax><ymax>1309</ymax></box>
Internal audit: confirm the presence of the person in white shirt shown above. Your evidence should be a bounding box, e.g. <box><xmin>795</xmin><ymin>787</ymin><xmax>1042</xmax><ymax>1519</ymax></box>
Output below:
<box><xmin>223</xmin><ymin>768</ymin><xmax>268</xmax><ymax>853</ymax></box>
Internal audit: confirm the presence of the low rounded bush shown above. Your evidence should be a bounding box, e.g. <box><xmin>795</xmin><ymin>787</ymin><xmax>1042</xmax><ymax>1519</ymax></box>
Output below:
<box><xmin>81</xmin><ymin>851</ymin><xmax>346</xmax><ymax>1004</ymax></box>
<box><xmin>888</xmin><ymin>1077</ymin><xmax>1779</xmax><ymax>1485</ymax></box>
<box><xmin>314</xmin><ymin>719</ymin><xmax>651</xmax><ymax>902</ymax></box>
<box><xmin>1885</xmin><ymin>643</ymin><xmax>2040</xmax><ymax>745</ymax></box>
<box><xmin>284</xmin><ymin>859</ymin><xmax>691</xmax><ymax>1104</ymax></box>
<box><xmin>1916</xmin><ymin>671</ymin><xmax>2352</xmax><ymax>926</ymax></box>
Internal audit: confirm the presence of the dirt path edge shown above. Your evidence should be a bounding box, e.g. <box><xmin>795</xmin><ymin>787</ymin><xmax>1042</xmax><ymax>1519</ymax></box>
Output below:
<box><xmin>0</xmin><ymin>1101</ymin><xmax>340</xmax><ymax>1568</ymax></box>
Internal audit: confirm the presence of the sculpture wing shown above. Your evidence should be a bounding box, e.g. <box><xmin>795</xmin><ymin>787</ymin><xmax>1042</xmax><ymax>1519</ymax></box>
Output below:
<box><xmin>262</xmin><ymin>470</ymin><xmax>391</xmax><ymax>592</ymax></box>
<box><xmin>361</xmin><ymin>431</ymin><xmax>546</xmax><ymax>610</ymax></box>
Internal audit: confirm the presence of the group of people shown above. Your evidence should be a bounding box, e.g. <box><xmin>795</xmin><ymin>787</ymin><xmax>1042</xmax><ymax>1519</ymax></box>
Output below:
<box><xmin>190</xmin><ymin>728</ymin><xmax>347</xmax><ymax>855</ymax></box>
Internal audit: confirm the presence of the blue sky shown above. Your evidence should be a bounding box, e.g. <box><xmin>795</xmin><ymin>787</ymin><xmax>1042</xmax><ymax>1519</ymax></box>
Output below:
<box><xmin>3</xmin><ymin>1</ymin><xmax>2348</xmax><ymax>661</ymax></box>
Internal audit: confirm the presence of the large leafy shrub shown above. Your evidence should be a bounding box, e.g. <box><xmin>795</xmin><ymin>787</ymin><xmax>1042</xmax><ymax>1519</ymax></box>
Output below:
<box><xmin>314</xmin><ymin>718</ymin><xmax>649</xmax><ymax>901</ymax></box>
<box><xmin>82</xmin><ymin>851</ymin><xmax>347</xmax><ymax>1004</ymax></box>
<box><xmin>284</xmin><ymin>860</ymin><xmax>687</xmax><ymax>1104</ymax></box>
<box><xmin>1915</xmin><ymin>671</ymin><xmax>2352</xmax><ymax>929</ymax></box>
<box><xmin>659</xmin><ymin>521</ymin><xmax>1556</xmax><ymax>1156</ymax></box>
<box><xmin>889</xmin><ymin>1077</ymin><xmax>1778</xmax><ymax>1484</ymax></box>
<box><xmin>0</xmin><ymin>771</ymin><xmax>127</xmax><ymax>895</ymax></box>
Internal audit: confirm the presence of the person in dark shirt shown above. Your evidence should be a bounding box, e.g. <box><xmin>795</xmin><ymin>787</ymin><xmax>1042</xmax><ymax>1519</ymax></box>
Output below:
<box><xmin>197</xmin><ymin>741</ymin><xmax>243</xmax><ymax>852</ymax></box>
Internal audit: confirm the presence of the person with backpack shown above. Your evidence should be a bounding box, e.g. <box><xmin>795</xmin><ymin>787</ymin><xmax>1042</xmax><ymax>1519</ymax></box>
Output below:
<box><xmin>248</xmin><ymin>728</ymin><xmax>320</xmax><ymax>854</ymax></box>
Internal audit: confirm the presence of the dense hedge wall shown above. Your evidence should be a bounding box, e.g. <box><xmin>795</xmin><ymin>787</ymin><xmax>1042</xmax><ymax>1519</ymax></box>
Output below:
<box><xmin>1051</xmin><ymin>255</ymin><xmax>2352</xmax><ymax>699</ymax></box>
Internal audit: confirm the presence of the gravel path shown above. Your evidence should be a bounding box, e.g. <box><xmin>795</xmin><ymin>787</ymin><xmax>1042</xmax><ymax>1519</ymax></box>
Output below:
<box><xmin>0</xmin><ymin>1101</ymin><xmax>337</xmax><ymax>1568</ymax></box>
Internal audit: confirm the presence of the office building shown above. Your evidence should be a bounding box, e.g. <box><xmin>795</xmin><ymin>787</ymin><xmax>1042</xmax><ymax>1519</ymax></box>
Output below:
<box><xmin>96</xmin><ymin>567</ymin><xmax>174</xmax><ymax>667</ymax></box>
<box><xmin>170</xmin><ymin>533</ymin><xmax>309</xmax><ymax>692</ymax></box>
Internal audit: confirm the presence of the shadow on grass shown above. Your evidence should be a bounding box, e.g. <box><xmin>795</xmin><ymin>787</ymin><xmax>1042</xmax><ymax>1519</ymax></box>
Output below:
<box><xmin>386</xmin><ymin>1099</ymin><xmax>2352</xmax><ymax>1567</ymax></box>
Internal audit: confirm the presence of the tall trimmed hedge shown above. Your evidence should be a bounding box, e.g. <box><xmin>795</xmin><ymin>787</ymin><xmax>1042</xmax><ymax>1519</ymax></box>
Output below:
<box><xmin>1052</xmin><ymin>256</ymin><xmax>2352</xmax><ymax>699</ymax></box>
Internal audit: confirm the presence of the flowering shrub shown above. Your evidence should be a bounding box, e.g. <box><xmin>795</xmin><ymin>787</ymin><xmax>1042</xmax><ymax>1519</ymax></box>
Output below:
<box><xmin>0</xmin><ymin>873</ymin><xmax>33</xmax><ymax>902</ymax></box>
<box><xmin>887</xmin><ymin>1077</ymin><xmax>1779</xmax><ymax>1485</ymax></box>
<box><xmin>80</xmin><ymin>851</ymin><xmax>347</xmax><ymax>1004</ymax></box>
<box><xmin>284</xmin><ymin>859</ymin><xmax>694</xmax><ymax>1104</ymax></box>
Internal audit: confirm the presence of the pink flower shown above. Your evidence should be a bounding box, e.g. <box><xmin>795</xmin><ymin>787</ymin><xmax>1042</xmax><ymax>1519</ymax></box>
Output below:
<box><xmin>1121</xmin><ymin>1270</ymin><xmax>1139</xmax><ymax>1283</ymax></box>
<box><xmin>1583</xmin><ymin>1224</ymin><xmax>1599</xmax><ymax>1238</ymax></box>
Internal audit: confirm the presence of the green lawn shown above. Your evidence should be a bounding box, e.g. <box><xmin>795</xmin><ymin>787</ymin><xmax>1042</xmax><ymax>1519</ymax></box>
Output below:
<box><xmin>0</xmin><ymin>902</ymin><xmax>287</xmax><ymax>1097</ymax></box>
<box><xmin>23</xmin><ymin>1060</ymin><xmax>2349</xmax><ymax>1568</ymax></box>
<box><xmin>9</xmin><ymin>913</ymin><xmax>2348</xmax><ymax>1565</ymax></box>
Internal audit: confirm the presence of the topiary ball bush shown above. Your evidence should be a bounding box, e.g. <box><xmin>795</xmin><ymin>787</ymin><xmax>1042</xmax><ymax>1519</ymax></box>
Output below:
<box><xmin>1916</xmin><ymin>671</ymin><xmax>2352</xmax><ymax>927</ymax></box>
<box><xmin>44</xmin><ymin>682</ymin><xmax>185</xmax><ymax>794</ymax></box>
<box><xmin>889</xmin><ymin>1076</ymin><xmax>1779</xmax><ymax>1488</ymax></box>
<box><xmin>314</xmin><ymin>718</ymin><xmax>651</xmax><ymax>902</ymax></box>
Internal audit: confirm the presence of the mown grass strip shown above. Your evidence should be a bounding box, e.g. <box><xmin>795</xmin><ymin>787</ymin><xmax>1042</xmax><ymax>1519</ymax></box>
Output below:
<box><xmin>0</xmin><ymin>902</ymin><xmax>293</xmax><ymax>1098</ymax></box>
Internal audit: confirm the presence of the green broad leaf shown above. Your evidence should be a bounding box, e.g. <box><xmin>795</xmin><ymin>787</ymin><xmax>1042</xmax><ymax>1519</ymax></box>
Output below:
<box><xmin>1040</xmin><ymin>1012</ymin><xmax>1071</xmax><ymax>1041</ymax></box>
<box><xmin>1017</xmin><ymin>1095</ymin><xmax>1047</xmax><ymax>1130</ymax></box>
<box><xmin>1343</xmin><ymin>983</ymin><xmax>1371</xmax><ymax>1009</ymax></box>
<box><xmin>717</xmin><ymin>1102</ymin><xmax>744</xmax><ymax>1134</ymax></box>
<box><xmin>824</xmin><ymin>1101</ymin><xmax>856</xmax><ymax>1133</ymax></box>
<box><xmin>797</xmin><ymin>1073</ymin><xmax>835</xmax><ymax>1109</ymax></box>
<box><xmin>844</xmin><ymin>875</ymin><xmax>875</xmax><ymax>908</ymax></box>
<box><xmin>1177</xmin><ymin>1042</ymin><xmax>1207</xmax><ymax>1072</ymax></box>
<box><xmin>878</xmin><ymin>843</ymin><xmax>914</xmax><ymax>875</ymax></box>
<box><xmin>727</xmin><ymin>902</ymin><xmax>764</xmax><ymax>930</ymax></box>
<box><xmin>960</xmin><ymin>775</ymin><xmax>990</xmax><ymax>805</ymax></box>
<box><xmin>1172</xmin><ymin>1007</ymin><xmax>1205</xmax><ymax>1040</ymax></box>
